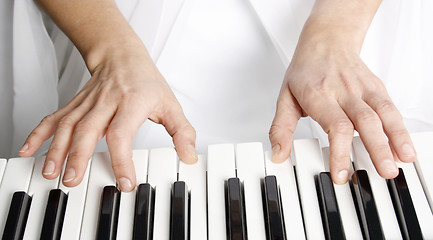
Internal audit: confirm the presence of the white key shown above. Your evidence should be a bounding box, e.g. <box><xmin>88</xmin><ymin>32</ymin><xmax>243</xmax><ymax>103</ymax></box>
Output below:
<box><xmin>147</xmin><ymin>148</ymin><xmax>177</xmax><ymax>239</ymax></box>
<box><xmin>322</xmin><ymin>147</ymin><xmax>362</xmax><ymax>240</ymax></box>
<box><xmin>264</xmin><ymin>151</ymin><xmax>305</xmax><ymax>239</ymax></box>
<box><xmin>352</xmin><ymin>136</ymin><xmax>402</xmax><ymax>239</ymax></box>
<box><xmin>134</xmin><ymin>149</ymin><xmax>149</xmax><ymax>185</ymax></box>
<box><xmin>0</xmin><ymin>157</ymin><xmax>35</xmax><ymax>236</ymax></box>
<box><xmin>60</xmin><ymin>159</ymin><xmax>91</xmax><ymax>240</ymax></box>
<box><xmin>293</xmin><ymin>139</ymin><xmax>325</xmax><ymax>240</ymax></box>
<box><xmin>23</xmin><ymin>156</ymin><xmax>60</xmax><ymax>240</ymax></box>
<box><xmin>411</xmin><ymin>131</ymin><xmax>433</xmax><ymax>212</ymax></box>
<box><xmin>80</xmin><ymin>153</ymin><xmax>116</xmax><ymax>240</ymax></box>
<box><xmin>0</xmin><ymin>159</ymin><xmax>6</xmax><ymax>185</ymax></box>
<box><xmin>117</xmin><ymin>149</ymin><xmax>149</xmax><ymax>239</ymax></box>
<box><xmin>207</xmin><ymin>144</ymin><xmax>236</xmax><ymax>240</ymax></box>
<box><xmin>235</xmin><ymin>143</ymin><xmax>266</xmax><ymax>239</ymax></box>
<box><xmin>179</xmin><ymin>155</ymin><xmax>207</xmax><ymax>240</ymax></box>
<box><xmin>397</xmin><ymin>161</ymin><xmax>433</xmax><ymax>238</ymax></box>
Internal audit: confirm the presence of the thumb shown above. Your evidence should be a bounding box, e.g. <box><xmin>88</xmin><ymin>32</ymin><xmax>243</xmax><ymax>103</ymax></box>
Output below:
<box><xmin>161</xmin><ymin>105</ymin><xmax>197</xmax><ymax>164</ymax></box>
<box><xmin>269</xmin><ymin>85</ymin><xmax>302</xmax><ymax>163</ymax></box>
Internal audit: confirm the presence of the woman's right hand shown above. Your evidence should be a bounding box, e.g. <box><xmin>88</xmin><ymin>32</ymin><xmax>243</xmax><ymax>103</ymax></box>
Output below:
<box><xmin>19</xmin><ymin>41</ymin><xmax>197</xmax><ymax>192</ymax></box>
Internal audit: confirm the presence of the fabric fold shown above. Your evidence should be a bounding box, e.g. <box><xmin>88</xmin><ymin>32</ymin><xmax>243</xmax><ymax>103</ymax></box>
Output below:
<box><xmin>0</xmin><ymin>0</ymin><xmax>14</xmax><ymax>157</ymax></box>
<box><xmin>12</xmin><ymin>0</ymin><xmax>58</xmax><ymax>155</ymax></box>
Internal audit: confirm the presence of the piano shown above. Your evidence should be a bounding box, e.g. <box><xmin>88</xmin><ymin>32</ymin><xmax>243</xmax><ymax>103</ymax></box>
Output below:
<box><xmin>0</xmin><ymin>132</ymin><xmax>433</xmax><ymax>239</ymax></box>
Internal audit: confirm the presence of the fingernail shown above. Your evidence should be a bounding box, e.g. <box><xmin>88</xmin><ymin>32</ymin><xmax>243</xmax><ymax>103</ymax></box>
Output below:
<box><xmin>63</xmin><ymin>168</ymin><xmax>76</xmax><ymax>183</ymax></box>
<box><xmin>43</xmin><ymin>161</ymin><xmax>55</xmax><ymax>175</ymax></box>
<box><xmin>272</xmin><ymin>144</ymin><xmax>281</xmax><ymax>162</ymax></box>
<box><xmin>118</xmin><ymin>177</ymin><xmax>133</xmax><ymax>192</ymax></box>
<box><xmin>19</xmin><ymin>143</ymin><xmax>28</xmax><ymax>153</ymax></box>
<box><xmin>188</xmin><ymin>145</ymin><xmax>198</xmax><ymax>162</ymax></box>
<box><xmin>381</xmin><ymin>159</ymin><xmax>398</xmax><ymax>177</ymax></box>
<box><xmin>336</xmin><ymin>170</ymin><xmax>349</xmax><ymax>184</ymax></box>
<box><xmin>401</xmin><ymin>144</ymin><xmax>415</xmax><ymax>157</ymax></box>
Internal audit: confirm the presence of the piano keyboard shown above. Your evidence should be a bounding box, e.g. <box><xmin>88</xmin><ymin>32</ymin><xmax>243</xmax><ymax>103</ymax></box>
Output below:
<box><xmin>1</xmin><ymin>133</ymin><xmax>433</xmax><ymax>239</ymax></box>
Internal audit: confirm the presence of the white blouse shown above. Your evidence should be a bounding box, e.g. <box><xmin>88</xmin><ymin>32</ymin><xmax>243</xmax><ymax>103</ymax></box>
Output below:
<box><xmin>0</xmin><ymin>0</ymin><xmax>432</xmax><ymax>157</ymax></box>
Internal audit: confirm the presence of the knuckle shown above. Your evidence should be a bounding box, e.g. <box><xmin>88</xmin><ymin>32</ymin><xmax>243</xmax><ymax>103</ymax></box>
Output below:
<box><xmin>369</xmin><ymin>79</ymin><xmax>387</xmax><ymax>92</ymax></box>
<box><xmin>111</xmin><ymin>159</ymin><xmax>131</xmax><ymax>170</ymax></box>
<box><xmin>269</xmin><ymin>124</ymin><xmax>293</xmax><ymax>145</ymax></box>
<box><xmin>48</xmin><ymin>141</ymin><xmax>63</xmax><ymax>153</ymax></box>
<box><xmin>74</xmin><ymin>121</ymin><xmax>94</xmax><ymax>134</ymax></box>
<box><xmin>106</xmin><ymin>128</ymin><xmax>130</xmax><ymax>142</ymax></box>
<box><xmin>120</xmin><ymin>94</ymin><xmax>137</xmax><ymax>105</ymax></box>
<box><xmin>28</xmin><ymin>130</ymin><xmax>40</xmax><ymax>139</ymax></box>
<box><xmin>186</xmin><ymin>127</ymin><xmax>197</xmax><ymax>140</ymax></box>
<box><xmin>96</xmin><ymin>87</ymin><xmax>109</xmax><ymax>99</ymax></box>
<box><xmin>182</xmin><ymin>123</ymin><xmax>196</xmax><ymax>136</ymax></box>
<box><xmin>269</xmin><ymin>124</ymin><xmax>283</xmax><ymax>137</ymax></box>
<box><xmin>330</xmin><ymin>119</ymin><xmax>354</xmax><ymax>135</ymax></box>
<box><xmin>97</xmin><ymin>88</ymin><xmax>116</xmax><ymax>105</ymax></box>
<box><xmin>67</xmin><ymin>151</ymin><xmax>86</xmax><ymax>162</ymax></box>
<box><xmin>163</xmin><ymin>101</ymin><xmax>183</xmax><ymax>117</ymax></box>
<box><xmin>356</xmin><ymin>109</ymin><xmax>380</xmax><ymax>123</ymax></box>
<box><xmin>331</xmin><ymin>152</ymin><xmax>351</xmax><ymax>163</ymax></box>
<box><xmin>172</xmin><ymin>123</ymin><xmax>196</xmax><ymax>141</ymax></box>
<box><xmin>376</xmin><ymin>100</ymin><xmax>396</xmax><ymax>114</ymax></box>
<box><xmin>371</xmin><ymin>144</ymin><xmax>391</xmax><ymax>154</ymax></box>
<box><xmin>40</xmin><ymin>114</ymin><xmax>57</xmax><ymax>125</ymax></box>
<box><xmin>388</xmin><ymin>128</ymin><xmax>408</xmax><ymax>138</ymax></box>
<box><xmin>268</xmin><ymin>125</ymin><xmax>278</xmax><ymax>137</ymax></box>
<box><xmin>339</xmin><ymin>74</ymin><xmax>358</xmax><ymax>92</ymax></box>
<box><xmin>58</xmin><ymin>115</ymin><xmax>78</xmax><ymax>128</ymax></box>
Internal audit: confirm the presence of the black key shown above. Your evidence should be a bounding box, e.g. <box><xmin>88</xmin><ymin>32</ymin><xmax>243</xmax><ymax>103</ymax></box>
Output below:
<box><xmin>387</xmin><ymin>168</ymin><xmax>423</xmax><ymax>240</ymax></box>
<box><xmin>170</xmin><ymin>181</ymin><xmax>189</xmax><ymax>240</ymax></box>
<box><xmin>352</xmin><ymin>170</ymin><xmax>384</xmax><ymax>240</ymax></box>
<box><xmin>2</xmin><ymin>191</ymin><xmax>32</xmax><ymax>240</ymax></box>
<box><xmin>40</xmin><ymin>189</ymin><xmax>68</xmax><ymax>240</ymax></box>
<box><xmin>96</xmin><ymin>185</ymin><xmax>121</xmax><ymax>240</ymax></box>
<box><xmin>133</xmin><ymin>183</ymin><xmax>155</xmax><ymax>240</ymax></box>
<box><xmin>262</xmin><ymin>175</ymin><xmax>286</xmax><ymax>240</ymax></box>
<box><xmin>317</xmin><ymin>172</ymin><xmax>345</xmax><ymax>240</ymax></box>
<box><xmin>225</xmin><ymin>177</ymin><xmax>247</xmax><ymax>240</ymax></box>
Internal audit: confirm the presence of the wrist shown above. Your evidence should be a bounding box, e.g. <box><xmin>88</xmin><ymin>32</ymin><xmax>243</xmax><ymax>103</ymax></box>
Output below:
<box><xmin>83</xmin><ymin>35</ymin><xmax>153</xmax><ymax>73</ymax></box>
<box><xmin>297</xmin><ymin>17</ymin><xmax>366</xmax><ymax>56</ymax></box>
<box><xmin>296</xmin><ymin>0</ymin><xmax>381</xmax><ymax>56</ymax></box>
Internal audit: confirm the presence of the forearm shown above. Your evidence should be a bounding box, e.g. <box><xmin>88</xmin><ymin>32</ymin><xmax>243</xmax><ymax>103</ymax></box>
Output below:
<box><xmin>297</xmin><ymin>0</ymin><xmax>382</xmax><ymax>55</ymax></box>
<box><xmin>35</xmin><ymin>0</ymin><xmax>148</xmax><ymax>72</ymax></box>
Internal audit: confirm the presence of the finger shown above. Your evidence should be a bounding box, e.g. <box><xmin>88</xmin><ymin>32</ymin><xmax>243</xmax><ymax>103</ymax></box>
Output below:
<box><xmin>43</xmin><ymin>104</ymin><xmax>92</xmax><ymax>179</ymax></box>
<box><xmin>19</xmin><ymin>89</ymin><xmax>92</xmax><ymax>157</ymax></box>
<box><xmin>63</xmin><ymin>104</ymin><xmax>116</xmax><ymax>188</ymax></box>
<box><xmin>340</xmin><ymin>98</ymin><xmax>398</xmax><ymax>179</ymax></box>
<box><xmin>269</xmin><ymin>85</ymin><xmax>302</xmax><ymax>163</ymax></box>
<box><xmin>159</xmin><ymin>104</ymin><xmax>197</xmax><ymax>164</ymax></box>
<box><xmin>365</xmin><ymin>95</ymin><xmax>416</xmax><ymax>163</ymax></box>
<box><xmin>105</xmin><ymin>103</ymin><xmax>149</xmax><ymax>192</ymax></box>
<box><xmin>19</xmin><ymin>114</ymin><xmax>60</xmax><ymax>157</ymax></box>
<box><xmin>309</xmin><ymin>98</ymin><xmax>354</xmax><ymax>184</ymax></box>
<box><xmin>390</xmin><ymin>145</ymin><xmax>402</xmax><ymax>163</ymax></box>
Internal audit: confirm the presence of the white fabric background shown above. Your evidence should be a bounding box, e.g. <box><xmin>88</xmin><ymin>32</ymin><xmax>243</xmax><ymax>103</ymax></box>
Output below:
<box><xmin>0</xmin><ymin>0</ymin><xmax>432</xmax><ymax>158</ymax></box>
